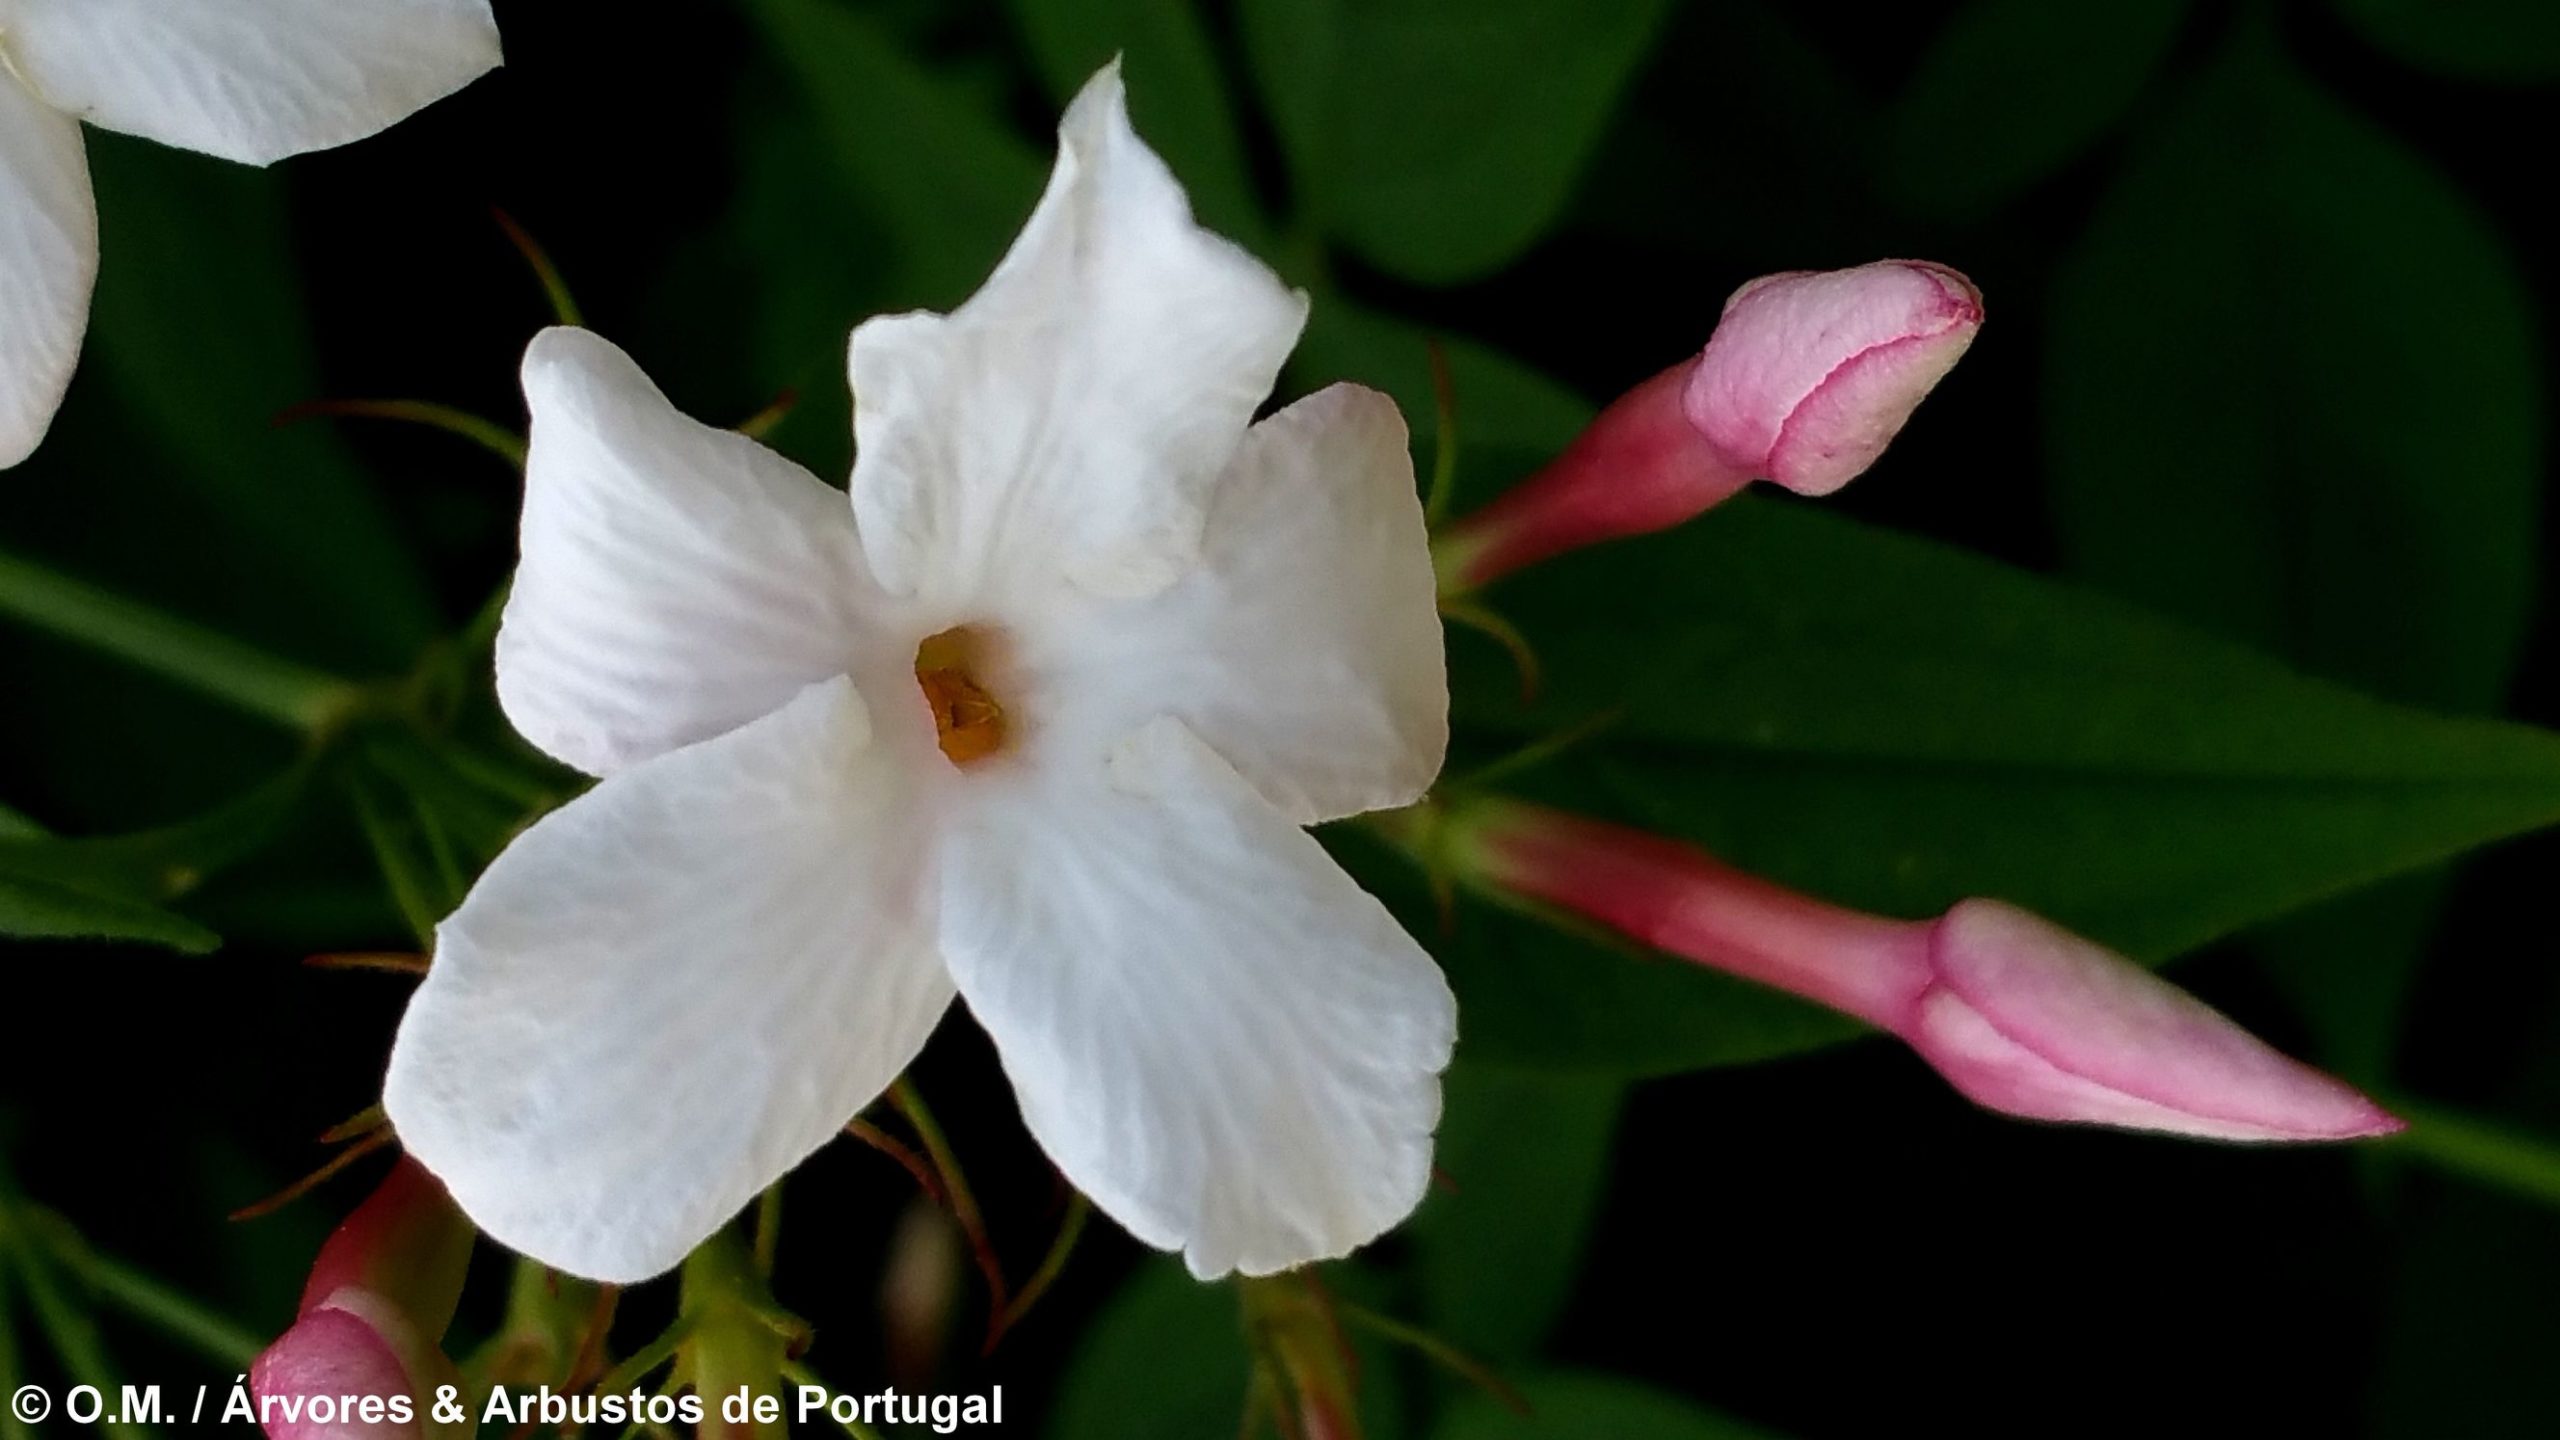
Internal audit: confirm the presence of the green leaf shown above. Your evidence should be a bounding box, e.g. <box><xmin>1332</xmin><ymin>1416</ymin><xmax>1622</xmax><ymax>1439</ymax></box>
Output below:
<box><xmin>339</xmin><ymin>730</ymin><xmax>541</xmax><ymax>948</ymax></box>
<box><xmin>2333</xmin><ymin>0</ymin><xmax>2560</xmax><ymax>82</ymax></box>
<box><xmin>745</xmin><ymin>0</ymin><xmax>1045</xmax><ymax>310</ymax></box>
<box><xmin>1880</xmin><ymin>0</ymin><xmax>2194</xmax><ymax>220</ymax></box>
<box><xmin>1050</xmin><ymin>1263</ymin><xmax>1411</xmax><ymax>1440</ymax></box>
<box><xmin>1423</xmin><ymin>496</ymin><xmax>2560</xmax><ymax>1075</ymax></box>
<box><xmin>2252</xmin><ymin>874</ymin><xmax>2447</xmax><ymax>1082</ymax></box>
<box><xmin>727</xmin><ymin>0</ymin><xmax>1052</xmax><ymax>483</ymax></box>
<box><xmin>1408</xmin><ymin>1064</ymin><xmax>1622</xmax><ymax>1358</ymax></box>
<box><xmin>2044</xmin><ymin>26</ymin><xmax>2544</xmax><ymax>1079</ymax></box>
<box><xmin>78</xmin><ymin>136</ymin><xmax>436</xmax><ymax>671</ymax></box>
<box><xmin>1008</xmin><ymin>0</ymin><xmax>1270</xmax><ymax>246</ymax></box>
<box><xmin>0</xmin><ymin>874</ymin><xmax>218</xmax><ymax>954</ymax></box>
<box><xmin>1292</xmin><ymin>300</ymin><xmax>1595</xmax><ymax>464</ymax></box>
<box><xmin>0</xmin><ymin>769</ymin><xmax>310</xmax><ymax>954</ymax></box>
<box><xmin>1240</xmin><ymin>0</ymin><xmax>1673</xmax><ymax>284</ymax></box>
<box><xmin>1432</xmin><ymin>1370</ymin><xmax>1780</xmax><ymax>1440</ymax></box>
<box><xmin>1048</xmin><ymin>1262</ymin><xmax>1248</xmax><ymax>1440</ymax></box>
<box><xmin>2371</xmin><ymin>1001</ymin><xmax>2560</xmax><ymax>1436</ymax></box>
<box><xmin>2046</xmin><ymin>28</ymin><xmax>2541</xmax><ymax>720</ymax></box>
<box><xmin>1568</xmin><ymin>3</ymin><xmax>1874</xmax><ymax>268</ymax></box>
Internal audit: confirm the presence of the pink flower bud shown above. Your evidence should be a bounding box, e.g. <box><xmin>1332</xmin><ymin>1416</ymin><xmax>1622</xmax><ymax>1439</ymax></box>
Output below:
<box><xmin>1686</xmin><ymin>260</ymin><xmax>1982</xmax><ymax>498</ymax></box>
<box><xmin>1437</xmin><ymin>260</ymin><xmax>1980</xmax><ymax>590</ymax></box>
<box><xmin>251</xmin><ymin>1158</ymin><xmax>474</xmax><ymax>1440</ymax></box>
<box><xmin>251</xmin><ymin>1301</ymin><xmax>444</xmax><ymax>1440</ymax></box>
<box><xmin>1461</xmin><ymin>802</ymin><xmax>2398</xmax><ymax>1142</ymax></box>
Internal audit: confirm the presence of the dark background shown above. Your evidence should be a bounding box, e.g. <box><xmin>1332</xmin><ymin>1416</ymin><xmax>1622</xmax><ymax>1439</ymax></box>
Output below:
<box><xmin>6</xmin><ymin>1</ymin><xmax>2560</xmax><ymax>1435</ymax></box>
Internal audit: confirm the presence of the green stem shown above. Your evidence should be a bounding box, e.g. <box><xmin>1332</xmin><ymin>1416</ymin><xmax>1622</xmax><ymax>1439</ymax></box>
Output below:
<box><xmin>275</xmin><ymin>400</ymin><xmax>526</xmax><ymax>469</ymax></box>
<box><xmin>1334</xmin><ymin>1300</ymin><xmax>1527</xmax><ymax>1415</ymax></box>
<box><xmin>2389</xmin><ymin>1102</ymin><xmax>2560</xmax><ymax>1209</ymax></box>
<box><xmin>1424</xmin><ymin>338</ymin><xmax>1461</xmax><ymax>526</ymax></box>
<box><xmin>0</xmin><ymin>1250</ymin><xmax>33</xmax><ymax>1440</ymax></box>
<box><xmin>54</xmin><ymin>1238</ymin><xmax>262</xmax><ymax>1371</ymax></box>
<box><xmin>888</xmin><ymin>1080</ymin><xmax>1008</xmax><ymax>1318</ymax></box>
<box><xmin>588</xmin><ymin>1315</ymin><xmax>694</xmax><ymax>1400</ymax></box>
<box><xmin>779</xmin><ymin>1361</ymin><xmax>884</xmax><ymax>1440</ymax></box>
<box><xmin>679</xmin><ymin>1231</ymin><xmax>792</xmax><ymax>1440</ymax></box>
<box><xmin>1438</xmin><ymin>597</ymin><xmax>1540</xmax><ymax>702</ymax></box>
<box><xmin>753</xmin><ymin>1184</ymin><xmax>784</xmax><ymax>1277</ymax></box>
<box><xmin>992</xmin><ymin>1192</ymin><xmax>1089</xmax><ymax>1344</ymax></box>
<box><xmin>346</xmin><ymin>767</ymin><xmax>447</xmax><ymax>948</ymax></box>
<box><xmin>0</xmin><ymin>550</ymin><xmax>356</xmax><ymax>731</ymax></box>
<box><xmin>494</xmin><ymin>209</ymin><xmax>586</xmax><ymax>329</ymax></box>
<box><xmin>3</xmin><ymin>1230</ymin><xmax>146</xmax><ymax>1439</ymax></box>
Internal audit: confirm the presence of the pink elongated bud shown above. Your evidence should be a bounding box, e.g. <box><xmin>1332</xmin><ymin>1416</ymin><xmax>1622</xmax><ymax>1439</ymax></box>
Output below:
<box><xmin>1461</xmin><ymin>802</ymin><xmax>2399</xmax><ymax>1143</ymax></box>
<box><xmin>1438</xmin><ymin>260</ymin><xmax>1981</xmax><ymax>589</ymax></box>
<box><xmin>250</xmin><ymin>1158</ymin><xmax>475</xmax><ymax>1440</ymax></box>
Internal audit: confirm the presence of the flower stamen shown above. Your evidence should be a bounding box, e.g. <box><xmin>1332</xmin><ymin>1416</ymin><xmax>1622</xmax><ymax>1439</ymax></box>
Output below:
<box><xmin>915</xmin><ymin>627</ymin><xmax>1008</xmax><ymax>766</ymax></box>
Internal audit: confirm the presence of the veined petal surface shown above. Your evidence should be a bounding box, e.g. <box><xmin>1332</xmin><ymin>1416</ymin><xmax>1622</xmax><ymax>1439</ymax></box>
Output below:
<box><xmin>384</xmin><ymin>679</ymin><xmax>954</xmax><ymax>1283</ymax></box>
<box><xmin>1021</xmin><ymin>384</ymin><xmax>1447</xmax><ymax>825</ymax></box>
<box><xmin>936</xmin><ymin>717</ymin><xmax>1455</xmax><ymax>1279</ymax></box>
<box><xmin>1</xmin><ymin>0</ymin><xmax>502</xmax><ymax>166</ymax></box>
<box><xmin>847</xmin><ymin>62</ymin><xmax>1308</xmax><ymax>609</ymax></box>
<box><xmin>499</xmin><ymin>327</ymin><xmax>906</xmax><ymax>776</ymax></box>
<box><xmin>0</xmin><ymin>76</ymin><xmax>96</xmax><ymax>469</ymax></box>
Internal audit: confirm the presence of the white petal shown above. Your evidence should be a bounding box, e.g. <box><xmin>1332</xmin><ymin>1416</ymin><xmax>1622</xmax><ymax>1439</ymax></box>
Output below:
<box><xmin>499</xmin><ymin>327</ymin><xmax>910</xmax><ymax>776</ymax></box>
<box><xmin>847</xmin><ymin>61</ymin><xmax>1308</xmax><ymax>608</ymax></box>
<box><xmin>1033</xmin><ymin>384</ymin><xmax>1447</xmax><ymax>824</ymax></box>
<box><xmin>0</xmin><ymin>76</ymin><xmax>97</xmax><ymax>469</ymax></box>
<box><xmin>384</xmin><ymin>678</ymin><xmax>954</xmax><ymax>1284</ymax></box>
<box><xmin>938</xmin><ymin>717</ymin><xmax>1455</xmax><ymax>1279</ymax></box>
<box><xmin>1</xmin><ymin>0</ymin><xmax>501</xmax><ymax>166</ymax></box>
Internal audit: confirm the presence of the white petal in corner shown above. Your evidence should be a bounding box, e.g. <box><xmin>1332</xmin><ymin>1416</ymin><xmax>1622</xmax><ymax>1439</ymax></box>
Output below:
<box><xmin>1038</xmin><ymin>385</ymin><xmax>1448</xmax><ymax>825</ymax></box>
<box><xmin>848</xmin><ymin>62</ymin><xmax>1308</xmax><ymax>608</ymax></box>
<box><xmin>500</xmin><ymin>328</ymin><xmax>908</xmax><ymax>777</ymax></box>
<box><xmin>2</xmin><ymin>0</ymin><xmax>501</xmax><ymax>167</ymax></box>
<box><xmin>384</xmin><ymin>679</ymin><xmax>955</xmax><ymax>1284</ymax></box>
<box><xmin>938</xmin><ymin>718</ymin><xmax>1455</xmax><ymax>1279</ymax></box>
<box><xmin>0</xmin><ymin>78</ymin><xmax>97</xmax><ymax>469</ymax></box>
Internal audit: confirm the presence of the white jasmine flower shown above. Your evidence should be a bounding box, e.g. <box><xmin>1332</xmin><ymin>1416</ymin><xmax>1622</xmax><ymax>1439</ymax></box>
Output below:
<box><xmin>0</xmin><ymin>0</ymin><xmax>503</xmax><ymax>466</ymax></box>
<box><xmin>383</xmin><ymin>64</ymin><xmax>1456</xmax><ymax>1284</ymax></box>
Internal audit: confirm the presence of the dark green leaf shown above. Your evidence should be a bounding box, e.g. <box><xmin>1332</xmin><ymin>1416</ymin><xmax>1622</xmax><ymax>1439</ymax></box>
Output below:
<box><xmin>1408</xmin><ymin>1064</ymin><xmax>1622</xmax><ymax>1357</ymax></box>
<box><xmin>2373</xmin><ymin>1022</ymin><xmax>2560</xmax><ymax>1437</ymax></box>
<box><xmin>1048</xmin><ymin>1262</ymin><xmax>1409</xmax><ymax>1440</ymax></box>
<box><xmin>745</xmin><ymin>0</ymin><xmax>1045</xmax><ymax>310</ymax></box>
<box><xmin>1881</xmin><ymin>0</ymin><xmax>2194</xmax><ymax>219</ymax></box>
<box><xmin>1423</xmin><ymin>497</ymin><xmax>2560</xmax><ymax>1074</ymax></box>
<box><xmin>0</xmin><ymin>769</ymin><xmax>310</xmax><ymax>953</ymax></box>
<box><xmin>1570</xmin><ymin>3</ymin><xmax>1875</xmax><ymax>268</ymax></box>
<box><xmin>2046</xmin><ymin>28</ymin><xmax>2541</xmax><ymax>718</ymax></box>
<box><xmin>1433</xmin><ymin>1370</ymin><xmax>1781</xmax><ymax>1440</ymax></box>
<box><xmin>80</xmin><ymin>137</ymin><xmax>436</xmax><ymax>671</ymax></box>
<box><xmin>338</xmin><ymin>731</ymin><xmax>540</xmax><ymax>948</ymax></box>
<box><xmin>1008</xmin><ymin>0</ymin><xmax>1270</xmax><ymax>246</ymax></box>
<box><xmin>1047</xmin><ymin>1261</ymin><xmax>1248</xmax><ymax>1440</ymax></box>
<box><xmin>2044</xmin><ymin>27</ymin><xmax>2544</xmax><ymax>1078</ymax></box>
<box><xmin>2333</xmin><ymin>0</ymin><xmax>2560</xmax><ymax>82</ymax></box>
<box><xmin>1240</xmin><ymin>0</ymin><xmax>1673</xmax><ymax>283</ymax></box>
<box><xmin>0</xmin><ymin>876</ymin><xmax>219</xmax><ymax>954</ymax></box>
<box><xmin>1291</xmin><ymin>300</ymin><xmax>1594</xmax><ymax>463</ymax></box>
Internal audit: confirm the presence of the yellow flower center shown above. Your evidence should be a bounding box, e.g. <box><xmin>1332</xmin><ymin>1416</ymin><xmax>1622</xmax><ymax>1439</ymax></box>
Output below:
<box><xmin>914</xmin><ymin>626</ymin><xmax>1007</xmax><ymax>767</ymax></box>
